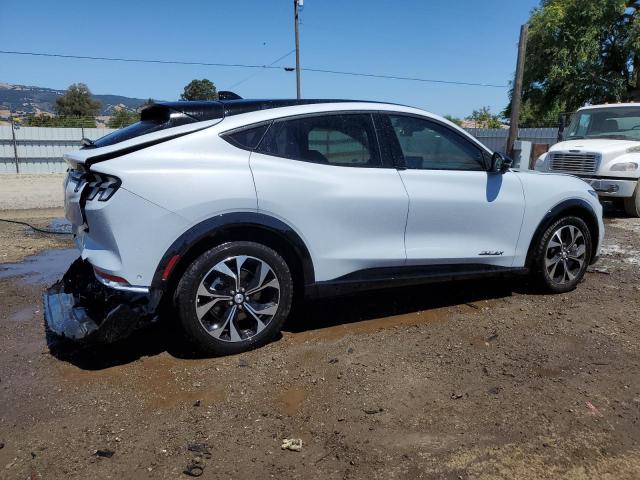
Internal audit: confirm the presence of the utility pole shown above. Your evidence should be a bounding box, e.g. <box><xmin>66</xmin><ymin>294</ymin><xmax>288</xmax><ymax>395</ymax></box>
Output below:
<box><xmin>294</xmin><ymin>0</ymin><xmax>302</xmax><ymax>99</ymax></box>
<box><xmin>507</xmin><ymin>24</ymin><xmax>528</xmax><ymax>158</ymax></box>
<box><xmin>10</xmin><ymin>117</ymin><xmax>19</xmax><ymax>173</ymax></box>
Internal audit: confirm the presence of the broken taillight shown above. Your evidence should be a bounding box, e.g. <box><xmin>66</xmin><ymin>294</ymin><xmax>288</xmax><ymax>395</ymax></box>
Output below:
<box><xmin>93</xmin><ymin>267</ymin><xmax>130</xmax><ymax>286</ymax></box>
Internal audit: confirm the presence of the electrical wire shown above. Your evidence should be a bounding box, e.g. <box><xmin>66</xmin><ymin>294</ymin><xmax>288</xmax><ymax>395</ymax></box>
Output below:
<box><xmin>0</xmin><ymin>49</ymin><xmax>508</xmax><ymax>88</ymax></box>
<box><xmin>0</xmin><ymin>218</ymin><xmax>72</xmax><ymax>235</ymax></box>
<box><xmin>227</xmin><ymin>49</ymin><xmax>296</xmax><ymax>89</ymax></box>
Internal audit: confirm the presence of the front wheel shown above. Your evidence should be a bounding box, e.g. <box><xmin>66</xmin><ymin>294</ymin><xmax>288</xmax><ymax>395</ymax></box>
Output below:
<box><xmin>531</xmin><ymin>216</ymin><xmax>592</xmax><ymax>293</ymax></box>
<box><xmin>623</xmin><ymin>184</ymin><xmax>640</xmax><ymax>217</ymax></box>
<box><xmin>175</xmin><ymin>241</ymin><xmax>293</xmax><ymax>355</ymax></box>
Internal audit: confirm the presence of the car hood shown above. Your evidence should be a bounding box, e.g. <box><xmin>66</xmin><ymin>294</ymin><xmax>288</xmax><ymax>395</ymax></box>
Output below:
<box><xmin>551</xmin><ymin>138</ymin><xmax>640</xmax><ymax>155</ymax></box>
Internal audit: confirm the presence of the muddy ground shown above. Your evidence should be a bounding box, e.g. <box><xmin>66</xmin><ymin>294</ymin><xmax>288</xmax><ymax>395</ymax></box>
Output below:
<box><xmin>0</xmin><ymin>208</ymin><xmax>639</xmax><ymax>479</ymax></box>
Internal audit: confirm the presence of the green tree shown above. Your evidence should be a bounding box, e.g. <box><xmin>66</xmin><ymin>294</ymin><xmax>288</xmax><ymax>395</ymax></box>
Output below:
<box><xmin>466</xmin><ymin>106</ymin><xmax>504</xmax><ymax>129</ymax></box>
<box><xmin>25</xmin><ymin>112</ymin><xmax>96</xmax><ymax>128</ymax></box>
<box><xmin>443</xmin><ymin>114</ymin><xmax>463</xmax><ymax>127</ymax></box>
<box><xmin>180</xmin><ymin>79</ymin><xmax>218</xmax><ymax>101</ymax></box>
<box><xmin>107</xmin><ymin>108</ymin><xmax>140</xmax><ymax>128</ymax></box>
<box><xmin>54</xmin><ymin>83</ymin><xmax>102</xmax><ymax>118</ymax></box>
<box><xmin>507</xmin><ymin>0</ymin><xmax>640</xmax><ymax>125</ymax></box>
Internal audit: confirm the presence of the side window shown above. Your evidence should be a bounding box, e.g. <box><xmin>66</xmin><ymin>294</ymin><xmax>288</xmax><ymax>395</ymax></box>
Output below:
<box><xmin>388</xmin><ymin>115</ymin><xmax>484</xmax><ymax>171</ymax></box>
<box><xmin>257</xmin><ymin>114</ymin><xmax>381</xmax><ymax>167</ymax></box>
<box><xmin>223</xmin><ymin>123</ymin><xmax>269</xmax><ymax>150</ymax></box>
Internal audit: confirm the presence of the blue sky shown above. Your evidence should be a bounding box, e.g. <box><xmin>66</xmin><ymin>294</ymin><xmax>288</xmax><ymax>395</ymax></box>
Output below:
<box><xmin>0</xmin><ymin>0</ymin><xmax>540</xmax><ymax>118</ymax></box>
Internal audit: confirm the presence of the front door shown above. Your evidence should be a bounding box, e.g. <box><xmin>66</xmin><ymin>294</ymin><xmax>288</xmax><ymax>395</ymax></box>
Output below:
<box><xmin>381</xmin><ymin>114</ymin><xmax>525</xmax><ymax>268</ymax></box>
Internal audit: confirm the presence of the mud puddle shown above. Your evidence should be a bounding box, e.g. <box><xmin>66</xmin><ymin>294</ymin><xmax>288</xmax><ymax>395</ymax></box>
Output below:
<box><xmin>0</xmin><ymin>248</ymin><xmax>77</xmax><ymax>284</ymax></box>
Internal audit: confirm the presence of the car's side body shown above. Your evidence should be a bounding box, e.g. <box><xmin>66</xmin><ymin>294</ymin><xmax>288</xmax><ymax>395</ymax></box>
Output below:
<box><xmin>46</xmin><ymin>99</ymin><xmax>604</xmax><ymax>345</ymax></box>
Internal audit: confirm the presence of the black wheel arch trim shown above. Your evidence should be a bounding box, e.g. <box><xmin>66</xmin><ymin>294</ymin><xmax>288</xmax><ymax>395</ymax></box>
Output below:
<box><xmin>526</xmin><ymin>198</ymin><xmax>600</xmax><ymax>267</ymax></box>
<box><xmin>151</xmin><ymin>211</ymin><xmax>315</xmax><ymax>292</ymax></box>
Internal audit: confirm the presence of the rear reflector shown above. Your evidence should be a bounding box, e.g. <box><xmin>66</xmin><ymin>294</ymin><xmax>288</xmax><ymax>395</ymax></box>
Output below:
<box><xmin>162</xmin><ymin>255</ymin><xmax>181</xmax><ymax>281</ymax></box>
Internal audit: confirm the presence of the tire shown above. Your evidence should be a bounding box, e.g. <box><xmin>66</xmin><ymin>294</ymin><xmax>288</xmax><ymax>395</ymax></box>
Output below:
<box><xmin>623</xmin><ymin>184</ymin><xmax>640</xmax><ymax>217</ymax></box>
<box><xmin>531</xmin><ymin>216</ymin><xmax>592</xmax><ymax>293</ymax></box>
<box><xmin>175</xmin><ymin>241</ymin><xmax>293</xmax><ymax>355</ymax></box>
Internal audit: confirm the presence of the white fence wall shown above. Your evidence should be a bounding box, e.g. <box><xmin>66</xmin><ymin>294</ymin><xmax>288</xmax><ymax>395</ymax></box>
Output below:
<box><xmin>0</xmin><ymin>125</ymin><xmax>560</xmax><ymax>174</ymax></box>
<box><xmin>467</xmin><ymin>127</ymin><xmax>559</xmax><ymax>153</ymax></box>
<box><xmin>0</xmin><ymin>126</ymin><xmax>114</xmax><ymax>173</ymax></box>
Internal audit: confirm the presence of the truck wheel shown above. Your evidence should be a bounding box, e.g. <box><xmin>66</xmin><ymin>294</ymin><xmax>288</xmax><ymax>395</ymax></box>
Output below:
<box><xmin>175</xmin><ymin>241</ymin><xmax>293</xmax><ymax>355</ymax></box>
<box><xmin>531</xmin><ymin>216</ymin><xmax>592</xmax><ymax>293</ymax></box>
<box><xmin>623</xmin><ymin>184</ymin><xmax>640</xmax><ymax>217</ymax></box>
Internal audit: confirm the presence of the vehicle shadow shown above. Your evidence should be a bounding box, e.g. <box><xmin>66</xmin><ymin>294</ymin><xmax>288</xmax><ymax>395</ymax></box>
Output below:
<box><xmin>602</xmin><ymin>200</ymin><xmax>628</xmax><ymax>218</ymax></box>
<box><xmin>47</xmin><ymin>277</ymin><xmax>519</xmax><ymax>370</ymax></box>
<box><xmin>283</xmin><ymin>278</ymin><xmax>515</xmax><ymax>334</ymax></box>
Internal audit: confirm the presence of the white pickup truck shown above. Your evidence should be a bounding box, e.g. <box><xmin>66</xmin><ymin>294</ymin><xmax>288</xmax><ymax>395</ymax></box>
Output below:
<box><xmin>535</xmin><ymin>103</ymin><xmax>640</xmax><ymax>217</ymax></box>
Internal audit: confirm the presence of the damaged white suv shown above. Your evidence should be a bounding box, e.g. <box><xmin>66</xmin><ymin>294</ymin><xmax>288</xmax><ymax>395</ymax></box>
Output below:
<box><xmin>45</xmin><ymin>99</ymin><xmax>604</xmax><ymax>355</ymax></box>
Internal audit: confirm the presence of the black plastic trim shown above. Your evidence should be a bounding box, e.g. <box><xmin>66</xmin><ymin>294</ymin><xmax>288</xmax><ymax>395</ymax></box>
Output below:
<box><xmin>151</xmin><ymin>212</ymin><xmax>315</xmax><ymax>291</ymax></box>
<box><xmin>525</xmin><ymin>198</ymin><xmax>600</xmax><ymax>267</ymax></box>
<box><xmin>308</xmin><ymin>264</ymin><xmax>528</xmax><ymax>298</ymax></box>
<box><xmin>574</xmin><ymin>174</ymin><xmax>639</xmax><ymax>182</ymax></box>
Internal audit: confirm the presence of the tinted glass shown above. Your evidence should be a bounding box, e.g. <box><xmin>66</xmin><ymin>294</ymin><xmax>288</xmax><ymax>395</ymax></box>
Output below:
<box><xmin>566</xmin><ymin>107</ymin><xmax>640</xmax><ymax>141</ymax></box>
<box><xmin>257</xmin><ymin>114</ymin><xmax>380</xmax><ymax>167</ymax></box>
<box><xmin>224</xmin><ymin>124</ymin><xmax>269</xmax><ymax>150</ymax></box>
<box><xmin>388</xmin><ymin>115</ymin><xmax>484</xmax><ymax>171</ymax></box>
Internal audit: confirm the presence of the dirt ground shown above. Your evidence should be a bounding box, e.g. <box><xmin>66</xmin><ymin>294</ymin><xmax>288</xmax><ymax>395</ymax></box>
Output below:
<box><xmin>0</xmin><ymin>207</ymin><xmax>639</xmax><ymax>479</ymax></box>
<box><xmin>0</xmin><ymin>175</ymin><xmax>65</xmax><ymax>210</ymax></box>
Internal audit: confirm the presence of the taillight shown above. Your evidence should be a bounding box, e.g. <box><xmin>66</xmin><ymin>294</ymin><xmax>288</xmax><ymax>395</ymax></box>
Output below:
<box><xmin>93</xmin><ymin>267</ymin><xmax>130</xmax><ymax>286</ymax></box>
<box><xmin>85</xmin><ymin>173</ymin><xmax>121</xmax><ymax>202</ymax></box>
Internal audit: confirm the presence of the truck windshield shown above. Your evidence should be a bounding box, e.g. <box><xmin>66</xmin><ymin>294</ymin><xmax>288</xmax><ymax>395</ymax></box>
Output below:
<box><xmin>565</xmin><ymin>106</ymin><xmax>640</xmax><ymax>141</ymax></box>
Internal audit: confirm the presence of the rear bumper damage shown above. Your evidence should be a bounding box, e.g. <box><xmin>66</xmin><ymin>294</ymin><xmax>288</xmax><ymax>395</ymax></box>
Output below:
<box><xmin>43</xmin><ymin>258</ymin><xmax>160</xmax><ymax>343</ymax></box>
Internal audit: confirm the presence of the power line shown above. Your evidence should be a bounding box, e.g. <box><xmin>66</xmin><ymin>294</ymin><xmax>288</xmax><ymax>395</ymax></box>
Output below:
<box><xmin>0</xmin><ymin>49</ymin><xmax>508</xmax><ymax>89</ymax></box>
<box><xmin>227</xmin><ymin>49</ymin><xmax>296</xmax><ymax>90</ymax></box>
<box><xmin>0</xmin><ymin>50</ymin><xmax>282</xmax><ymax>70</ymax></box>
<box><xmin>301</xmin><ymin>67</ymin><xmax>507</xmax><ymax>88</ymax></box>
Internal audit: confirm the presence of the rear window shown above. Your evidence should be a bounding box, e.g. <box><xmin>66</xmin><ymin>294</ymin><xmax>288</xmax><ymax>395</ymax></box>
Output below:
<box><xmin>223</xmin><ymin>123</ymin><xmax>270</xmax><ymax>150</ymax></box>
<box><xmin>89</xmin><ymin>105</ymin><xmax>199</xmax><ymax>149</ymax></box>
<box><xmin>256</xmin><ymin>114</ymin><xmax>381</xmax><ymax>167</ymax></box>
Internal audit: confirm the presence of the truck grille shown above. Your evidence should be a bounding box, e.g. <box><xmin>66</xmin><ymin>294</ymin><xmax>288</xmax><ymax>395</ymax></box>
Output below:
<box><xmin>548</xmin><ymin>152</ymin><xmax>599</xmax><ymax>175</ymax></box>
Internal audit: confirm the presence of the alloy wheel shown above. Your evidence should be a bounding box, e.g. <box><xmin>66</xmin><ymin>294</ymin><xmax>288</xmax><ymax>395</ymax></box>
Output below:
<box><xmin>194</xmin><ymin>255</ymin><xmax>281</xmax><ymax>342</ymax></box>
<box><xmin>544</xmin><ymin>225</ymin><xmax>587</xmax><ymax>285</ymax></box>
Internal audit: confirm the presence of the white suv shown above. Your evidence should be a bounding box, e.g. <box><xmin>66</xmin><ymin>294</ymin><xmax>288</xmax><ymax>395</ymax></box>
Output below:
<box><xmin>44</xmin><ymin>99</ymin><xmax>604</xmax><ymax>355</ymax></box>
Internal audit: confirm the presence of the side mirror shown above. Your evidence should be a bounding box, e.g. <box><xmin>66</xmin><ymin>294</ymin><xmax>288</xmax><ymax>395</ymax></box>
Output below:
<box><xmin>490</xmin><ymin>151</ymin><xmax>513</xmax><ymax>173</ymax></box>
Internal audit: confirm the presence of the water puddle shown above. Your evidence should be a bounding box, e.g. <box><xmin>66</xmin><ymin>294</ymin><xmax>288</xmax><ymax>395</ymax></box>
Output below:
<box><xmin>49</xmin><ymin>218</ymin><xmax>72</xmax><ymax>233</ymax></box>
<box><xmin>0</xmin><ymin>248</ymin><xmax>78</xmax><ymax>285</ymax></box>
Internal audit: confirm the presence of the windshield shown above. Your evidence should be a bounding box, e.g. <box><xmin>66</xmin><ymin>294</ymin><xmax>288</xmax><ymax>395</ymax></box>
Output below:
<box><xmin>565</xmin><ymin>106</ymin><xmax>640</xmax><ymax>141</ymax></box>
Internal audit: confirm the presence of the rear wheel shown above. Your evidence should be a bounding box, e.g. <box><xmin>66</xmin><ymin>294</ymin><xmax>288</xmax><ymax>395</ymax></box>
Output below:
<box><xmin>531</xmin><ymin>216</ymin><xmax>592</xmax><ymax>293</ymax></box>
<box><xmin>175</xmin><ymin>241</ymin><xmax>293</xmax><ymax>355</ymax></box>
<box><xmin>623</xmin><ymin>184</ymin><xmax>640</xmax><ymax>217</ymax></box>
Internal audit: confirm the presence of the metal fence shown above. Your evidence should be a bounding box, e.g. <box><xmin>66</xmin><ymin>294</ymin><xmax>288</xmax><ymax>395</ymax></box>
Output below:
<box><xmin>466</xmin><ymin>127</ymin><xmax>559</xmax><ymax>153</ymax></box>
<box><xmin>0</xmin><ymin>124</ymin><xmax>114</xmax><ymax>173</ymax></box>
<box><xmin>0</xmin><ymin>125</ymin><xmax>560</xmax><ymax>174</ymax></box>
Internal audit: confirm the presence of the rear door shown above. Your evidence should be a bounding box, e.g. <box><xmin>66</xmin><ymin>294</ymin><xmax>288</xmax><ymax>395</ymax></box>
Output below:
<box><xmin>247</xmin><ymin>112</ymin><xmax>409</xmax><ymax>282</ymax></box>
<box><xmin>380</xmin><ymin>113</ymin><xmax>525</xmax><ymax>268</ymax></box>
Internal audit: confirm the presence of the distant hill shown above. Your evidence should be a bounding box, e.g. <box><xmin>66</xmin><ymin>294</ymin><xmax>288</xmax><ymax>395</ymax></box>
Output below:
<box><xmin>0</xmin><ymin>83</ymin><xmax>151</xmax><ymax>116</ymax></box>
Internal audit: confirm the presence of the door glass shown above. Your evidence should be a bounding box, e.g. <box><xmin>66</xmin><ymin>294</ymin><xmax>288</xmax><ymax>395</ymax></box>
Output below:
<box><xmin>389</xmin><ymin>115</ymin><xmax>484</xmax><ymax>171</ymax></box>
<box><xmin>257</xmin><ymin>114</ymin><xmax>381</xmax><ymax>167</ymax></box>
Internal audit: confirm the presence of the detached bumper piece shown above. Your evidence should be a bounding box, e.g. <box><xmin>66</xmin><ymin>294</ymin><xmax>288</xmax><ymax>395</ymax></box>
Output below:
<box><xmin>44</xmin><ymin>258</ymin><xmax>157</xmax><ymax>343</ymax></box>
